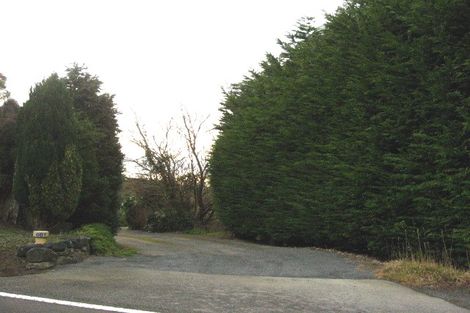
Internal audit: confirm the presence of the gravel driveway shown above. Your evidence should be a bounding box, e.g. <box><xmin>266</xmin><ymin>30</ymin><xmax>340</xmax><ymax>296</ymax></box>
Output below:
<box><xmin>0</xmin><ymin>229</ymin><xmax>467</xmax><ymax>313</ymax></box>
<box><xmin>116</xmin><ymin>229</ymin><xmax>375</xmax><ymax>279</ymax></box>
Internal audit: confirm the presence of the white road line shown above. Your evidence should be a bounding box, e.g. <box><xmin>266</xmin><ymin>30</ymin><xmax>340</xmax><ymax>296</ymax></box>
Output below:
<box><xmin>0</xmin><ymin>292</ymin><xmax>158</xmax><ymax>313</ymax></box>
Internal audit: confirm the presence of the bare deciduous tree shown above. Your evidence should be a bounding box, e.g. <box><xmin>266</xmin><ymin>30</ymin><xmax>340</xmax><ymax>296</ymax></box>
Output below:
<box><xmin>133</xmin><ymin>121</ymin><xmax>188</xmax><ymax>208</ymax></box>
<box><xmin>130</xmin><ymin>112</ymin><xmax>214</xmax><ymax>230</ymax></box>
<box><xmin>182</xmin><ymin>113</ymin><xmax>213</xmax><ymax>226</ymax></box>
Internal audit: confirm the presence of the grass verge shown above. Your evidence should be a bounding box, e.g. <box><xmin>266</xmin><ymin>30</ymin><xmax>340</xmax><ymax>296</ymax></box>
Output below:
<box><xmin>376</xmin><ymin>259</ymin><xmax>470</xmax><ymax>289</ymax></box>
<box><xmin>184</xmin><ymin>227</ymin><xmax>232</xmax><ymax>239</ymax></box>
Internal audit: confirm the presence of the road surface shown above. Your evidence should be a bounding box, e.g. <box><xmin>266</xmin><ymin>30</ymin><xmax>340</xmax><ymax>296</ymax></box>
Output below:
<box><xmin>0</xmin><ymin>229</ymin><xmax>468</xmax><ymax>313</ymax></box>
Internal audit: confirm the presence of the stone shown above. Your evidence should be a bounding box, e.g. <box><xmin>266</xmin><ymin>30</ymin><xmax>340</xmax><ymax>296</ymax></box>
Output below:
<box><xmin>55</xmin><ymin>250</ymin><xmax>71</xmax><ymax>256</ymax></box>
<box><xmin>63</xmin><ymin>240</ymin><xmax>74</xmax><ymax>249</ymax></box>
<box><xmin>44</xmin><ymin>241</ymin><xmax>67</xmax><ymax>252</ymax></box>
<box><xmin>26</xmin><ymin>247</ymin><xmax>57</xmax><ymax>263</ymax></box>
<box><xmin>26</xmin><ymin>261</ymin><xmax>55</xmax><ymax>270</ymax></box>
<box><xmin>57</xmin><ymin>253</ymin><xmax>84</xmax><ymax>265</ymax></box>
<box><xmin>17</xmin><ymin>244</ymin><xmax>39</xmax><ymax>257</ymax></box>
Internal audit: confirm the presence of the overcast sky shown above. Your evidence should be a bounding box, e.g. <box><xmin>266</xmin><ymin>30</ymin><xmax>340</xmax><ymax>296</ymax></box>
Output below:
<box><xmin>1</xmin><ymin>0</ymin><xmax>344</xmax><ymax>174</ymax></box>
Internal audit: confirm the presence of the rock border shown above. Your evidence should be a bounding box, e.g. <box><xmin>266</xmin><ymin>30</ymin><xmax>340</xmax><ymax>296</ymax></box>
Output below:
<box><xmin>17</xmin><ymin>237</ymin><xmax>91</xmax><ymax>270</ymax></box>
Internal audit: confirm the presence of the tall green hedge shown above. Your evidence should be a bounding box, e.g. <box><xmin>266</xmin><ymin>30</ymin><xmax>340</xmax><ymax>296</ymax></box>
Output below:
<box><xmin>211</xmin><ymin>0</ymin><xmax>469</xmax><ymax>266</ymax></box>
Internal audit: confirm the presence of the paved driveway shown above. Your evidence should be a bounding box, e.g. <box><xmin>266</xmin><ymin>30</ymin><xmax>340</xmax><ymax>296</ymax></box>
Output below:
<box><xmin>0</xmin><ymin>229</ymin><xmax>468</xmax><ymax>313</ymax></box>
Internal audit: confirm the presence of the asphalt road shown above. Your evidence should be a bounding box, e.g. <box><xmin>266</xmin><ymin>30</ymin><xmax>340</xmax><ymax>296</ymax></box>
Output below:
<box><xmin>0</xmin><ymin>296</ymin><xmax>118</xmax><ymax>313</ymax></box>
<box><xmin>0</xmin><ymin>229</ymin><xmax>468</xmax><ymax>313</ymax></box>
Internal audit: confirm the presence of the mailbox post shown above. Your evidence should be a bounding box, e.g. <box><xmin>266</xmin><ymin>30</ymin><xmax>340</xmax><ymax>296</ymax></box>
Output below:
<box><xmin>33</xmin><ymin>230</ymin><xmax>49</xmax><ymax>245</ymax></box>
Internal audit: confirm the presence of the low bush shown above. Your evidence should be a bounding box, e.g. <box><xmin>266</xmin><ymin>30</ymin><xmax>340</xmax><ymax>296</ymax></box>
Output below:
<box><xmin>76</xmin><ymin>223</ymin><xmax>135</xmax><ymax>256</ymax></box>
<box><xmin>122</xmin><ymin>196</ymin><xmax>151</xmax><ymax>230</ymax></box>
<box><xmin>145</xmin><ymin>209</ymin><xmax>192</xmax><ymax>233</ymax></box>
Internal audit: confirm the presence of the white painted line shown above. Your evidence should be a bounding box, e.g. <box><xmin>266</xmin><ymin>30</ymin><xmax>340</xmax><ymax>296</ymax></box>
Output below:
<box><xmin>0</xmin><ymin>292</ymin><xmax>158</xmax><ymax>313</ymax></box>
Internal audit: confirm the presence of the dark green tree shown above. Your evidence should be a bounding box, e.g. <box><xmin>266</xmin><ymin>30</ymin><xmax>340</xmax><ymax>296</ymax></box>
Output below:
<box><xmin>211</xmin><ymin>0</ymin><xmax>470</xmax><ymax>266</ymax></box>
<box><xmin>65</xmin><ymin>65</ymin><xmax>123</xmax><ymax>231</ymax></box>
<box><xmin>0</xmin><ymin>99</ymin><xmax>20</xmax><ymax>223</ymax></box>
<box><xmin>14</xmin><ymin>74</ymin><xmax>82</xmax><ymax>228</ymax></box>
<box><xmin>47</xmin><ymin>146</ymin><xmax>82</xmax><ymax>221</ymax></box>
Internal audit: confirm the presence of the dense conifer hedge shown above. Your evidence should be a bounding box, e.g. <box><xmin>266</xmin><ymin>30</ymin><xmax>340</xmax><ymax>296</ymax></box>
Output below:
<box><xmin>211</xmin><ymin>0</ymin><xmax>469</xmax><ymax>266</ymax></box>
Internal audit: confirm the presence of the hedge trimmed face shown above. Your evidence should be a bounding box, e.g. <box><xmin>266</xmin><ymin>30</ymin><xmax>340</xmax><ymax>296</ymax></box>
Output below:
<box><xmin>210</xmin><ymin>0</ymin><xmax>470</xmax><ymax>266</ymax></box>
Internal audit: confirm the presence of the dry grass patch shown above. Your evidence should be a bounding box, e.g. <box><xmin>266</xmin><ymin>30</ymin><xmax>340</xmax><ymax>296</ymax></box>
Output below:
<box><xmin>376</xmin><ymin>259</ymin><xmax>470</xmax><ymax>289</ymax></box>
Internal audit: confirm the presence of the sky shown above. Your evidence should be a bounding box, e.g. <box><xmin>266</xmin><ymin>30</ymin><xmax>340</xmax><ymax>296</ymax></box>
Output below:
<box><xmin>1</xmin><ymin>0</ymin><xmax>344</xmax><ymax>174</ymax></box>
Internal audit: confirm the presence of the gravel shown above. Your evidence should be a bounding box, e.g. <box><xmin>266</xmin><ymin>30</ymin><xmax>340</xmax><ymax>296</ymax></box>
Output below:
<box><xmin>0</xmin><ymin>229</ymin><xmax>467</xmax><ymax>313</ymax></box>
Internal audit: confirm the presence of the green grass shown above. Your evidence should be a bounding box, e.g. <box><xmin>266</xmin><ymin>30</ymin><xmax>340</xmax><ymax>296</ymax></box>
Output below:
<box><xmin>126</xmin><ymin>236</ymin><xmax>169</xmax><ymax>244</ymax></box>
<box><xmin>0</xmin><ymin>225</ymin><xmax>31</xmax><ymax>251</ymax></box>
<box><xmin>376</xmin><ymin>259</ymin><xmax>470</xmax><ymax>289</ymax></box>
<box><xmin>75</xmin><ymin>223</ymin><xmax>136</xmax><ymax>256</ymax></box>
<box><xmin>184</xmin><ymin>227</ymin><xmax>232</xmax><ymax>239</ymax></box>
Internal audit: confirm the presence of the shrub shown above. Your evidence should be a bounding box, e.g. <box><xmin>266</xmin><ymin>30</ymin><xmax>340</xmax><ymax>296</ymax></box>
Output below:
<box><xmin>76</xmin><ymin>223</ymin><xmax>134</xmax><ymax>256</ymax></box>
<box><xmin>122</xmin><ymin>195</ymin><xmax>150</xmax><ymax>230</ymax></box>
<box><xmin>146</xmin><ymin>209</ymin><xmax>192</xmax><ymax>233</ymax></box>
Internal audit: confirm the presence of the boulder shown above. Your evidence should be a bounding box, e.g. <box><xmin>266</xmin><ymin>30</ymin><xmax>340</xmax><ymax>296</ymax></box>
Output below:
<box><xmin>63</xmin><ymin>240</ymin><xmax>74</xmax><ymax>249</ymax></box>
<box><xmin>44</xmin><ymin>241</ymin><xmax>67</xmax><ymax>253</ymax></box>
<box><xmin>26</xmin><ymin>247</ymin><xmax>57</xmax><ymax>263</ymax></box>
<box><xmin>17</xmin><ymin>244</ymin><xmax>39</xmax><ymax>257</ymax></box>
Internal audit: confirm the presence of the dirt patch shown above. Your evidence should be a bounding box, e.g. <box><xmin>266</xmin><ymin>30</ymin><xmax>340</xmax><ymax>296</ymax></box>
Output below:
<box><xmin>0</xmin><ymin>249</ymin><xmax>28</xmax><ymax>276</ymax></box>
<box><xmin>0</xmin><ymin>223</ymin><xmax>31</xmax><ymax>276</ymax></box>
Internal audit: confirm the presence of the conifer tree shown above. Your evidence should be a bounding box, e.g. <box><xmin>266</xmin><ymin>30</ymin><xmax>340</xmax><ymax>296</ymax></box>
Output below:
<box><xmin>65</xmin><ymin>65</ymin><xmax>123</xmax><ymax>231</ymax></box>
<box><xmin>14</xmin><ymin>74</ymin><xmax>82</xmax><ymax>228</ymax></box>
<box><xmin>0</xmin><ymin>99</ymin><xmax>20</xmax><ymax>223</ymax></box>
